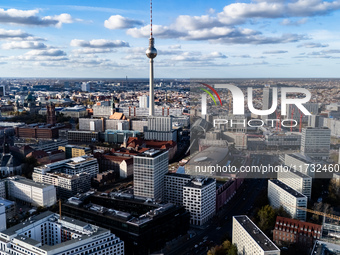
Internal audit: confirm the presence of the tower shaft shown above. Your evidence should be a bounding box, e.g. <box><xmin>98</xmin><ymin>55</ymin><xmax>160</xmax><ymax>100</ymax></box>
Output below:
<box><xmin>149</xmin><ymin>59</ymin><xmax>155</xmax><ymax>116</ymax></box>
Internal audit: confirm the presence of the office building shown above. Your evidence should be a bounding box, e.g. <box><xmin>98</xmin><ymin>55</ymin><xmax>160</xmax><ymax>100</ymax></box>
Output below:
<box><xmin>61</xmin><ymin>106</ymin><xmax>87</xmax><ymax>118</ymax></box>
<box><xmin>273</xmin><ymin>216</ymin><xmax>321</xmax><ymax>248</ymax></box>
<box><xmin>33</xmin><ymin>172</ymin><xmax>91</xmax><ymax>199</ymax></box>
<box><xmin>15</xmin><ymin>123</ymin><xmax>67</xmax><ymax>139</ymax></box>
<box><xmin>286</xmin><ymin>103</ymin><xmax>319</xmax><ymax>122</ymax></box>
<box><xmin>33</xmin><ymin>156</ymin><xmax>99</xmax><ymax>178</ymax></box>
<box><xmin>268</xmin><ymin>179</ymin><xmax>307</xmax><ymax>221</ymax></box>
<box><xmin>277</xmin><ymin>168</ymin><xmax>312</xmax><ymax>199</ymax></box>
<box><xmin>29</xmin><ymin>139</ymin><xmax>68</xmax><ymax>153</ymax></box>
<box><xmin>322</xmin><ymin>117</ymin><xmax>340</xmax><ymax>137</ymax></box>
<box><xmin>139</xmin><ymin>95</ymin><xmax>149</xmax><ymax>108</ymax></box>
<box><xmin>79</xmin><ymin>118</ymin><xmax>104</xmax><ymax>132</ymax></box>
<box><xmin>308</xmin><ymin>115</ymin><xmax>324</xmax><ymax>128</ymax></box>
<box><xmin>62</xmin><ymin>193</ymin><xmax>189</xmax><ymax>255</ymax></box>
<box><xmin>144</xmin><ymin>116</ymin><xmax>177</xmax><ymax>142</ymax></box>
<box><xmin>301</xmin><ymin>127</ymin><xmax>331</xmax><ymax>160</ymax></box>
<box><xmin>0</xmin><ymin>211</ymin><xmax>124</xmax><ymax>255</ymax></box>
<box><xmin>265</xmin><ymin>132</ymin><xmax>301</xmax><ymax>149</ymax></box>
<box><xmin>66</xmin><ymin>130</ymin><xmax>99</xmax><ymax>143</ymax></box>
<box><xmin>0</xmin><ymin>198</ymin><xmax>16</xmax><ymax>219</ymax></box>
<box><xmin>81</xmin><ymin>82</ymin><xmax>91</xmax><ymax>92</ymax></box>
<box><xmin>58</xmin><ymin>145</ymin><xmax>91</xmax><ymax>159</ymax></box>
<box><xmin>92</xmin><ymin>100</ymin><xmax>114</xmax><ymax>118</ymax></box>
<box><xmin>233</xmin><ymin>215</ymin><xmax>280</xmax><ymax>255</ymax></box>
<box><xmin>0</xmin><ymin>203</ymin><xmax>5</xmax><ymax>231</ymax></box>
<box><xmin>164</xmin><ymin>173</ymin><xmax>191</xmax><ymax>206</ymax></box>
<box><xmin>183</xmin><ymin>178</ymin><xmax>216</xmax><ymax>226</ymax></box>
<box><xmin>6</xmin><ymin>176</ymin><xmax>56</xmax><ymax>207</ymax></box>
<box><xmin>284</xmin><ymin>153</ymin><xmax>315</xmax><ymax>178</ymax></box>
<box><xmin>133</xmin><ymin>149</ymin><xmax>168</xmax><ymax>200</ymax></box>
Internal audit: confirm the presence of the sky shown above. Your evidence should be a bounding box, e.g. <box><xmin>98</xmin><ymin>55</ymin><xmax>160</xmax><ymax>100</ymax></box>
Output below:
<box><xmin>1</xmin><ymin>0</ymin><xmax>340</xmax><ymax>78</ymax></box>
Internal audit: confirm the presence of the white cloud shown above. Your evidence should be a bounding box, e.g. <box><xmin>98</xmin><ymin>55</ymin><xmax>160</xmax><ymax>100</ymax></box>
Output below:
<box><xmin>218</xmin><ymin>0</ymin><xmax>340</xmax><ymax>25</ymax></box>
<box><xmin>173</xmin><ymin>15</ymin><xmax>222</xmax><ymax>31</ymax></box>
<box><xmin>2</xmin><ymin>41</ymin><xmax>47</xmax><ymax>49</ymax></box>
<box><xmin>297</xmin><ymin>42</ymin><xmax>329</xmax><ymax>48</ymax></box>
<box><xmin>25</xmin><ymin>49</ymin><xmax>66</xmax><ymax>56</ymax></box>
<box><xmin>0</xmin><ymin>28</ymin><xmax>33</xmax><ymax>40</ymax></box>
<box><xmin>263</xmin><ymin>50</ymin><xmax>288</xmax><ymax>54</ymax></box>
<box><xmin>280</xmin><ymin>18</ymin><xmax>308</xmax><ymax>26</ymax></box>
<box><xmin>104</xmin><ymin>15</ymin><xmax>143</xmax><ymax>29</ymax></box>
<box><xmin>70</xmin><ymin>39</ymin><xmax>129</xmax><ymax>48</ymax></box>
<box><xmin>0</xmin><ymin>8</ymin><xmax>77</xmax><ymax>27</ymax></box>
<box><xmin>72</xmin><ymin>48</ymin><xmax>114</xmax><ymax>54</ymax></box>
<box><xmin>127</xmin><ymin>25</ymin><xmax>186</xmax><ymax>39</ymax></box>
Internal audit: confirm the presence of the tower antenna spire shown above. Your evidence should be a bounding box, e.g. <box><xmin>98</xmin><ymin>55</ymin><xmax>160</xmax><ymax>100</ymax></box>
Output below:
<box><xmin>146</xmin><ymin>0</ymin><xmax>157</xmax><ymax>116</ymax></box>
<box><xmin>150</xmin><ymin>0</ymin><xmax>153</xmax><ymax>37</ymax></box>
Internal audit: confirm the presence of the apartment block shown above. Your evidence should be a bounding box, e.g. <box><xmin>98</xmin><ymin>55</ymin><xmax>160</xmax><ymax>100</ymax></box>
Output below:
<box><xmin>233</xmin><ymin>215</ymin><xmax>280</xmax><ymax>255</ymax></box>
<box><xmin>268</xmin><ymin>179</ymin><xmax>307</xmax><ymax>221</ymax></box>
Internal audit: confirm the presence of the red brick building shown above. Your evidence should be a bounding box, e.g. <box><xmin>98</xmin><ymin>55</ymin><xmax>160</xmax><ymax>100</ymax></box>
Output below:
<box><xmin>273</xmin><ymin>216</ymin><xmax>322</xmax><ymax>248</ymax></box>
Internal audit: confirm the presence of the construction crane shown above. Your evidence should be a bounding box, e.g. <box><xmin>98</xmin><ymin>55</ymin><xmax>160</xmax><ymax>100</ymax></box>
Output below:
<box><xmin>282</xmin><ymin>202</ymin><xmax>340</xmax><ymax>222</ymax></box>
<box><xmin>298</xmin><ymin>109</ymin><xmax>303</xmax><ymax>133</ymax></box>
<box><xmin>290</xmin><ymin>105</ymin><xmax>295</xmax><ymax>132</ymax></box>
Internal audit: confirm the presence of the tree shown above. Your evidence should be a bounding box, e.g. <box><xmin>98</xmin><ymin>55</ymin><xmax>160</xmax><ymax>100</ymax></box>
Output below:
<box><xmin>257</xmin><ymin>205</ymin><xmax>276</xmax><ymax>234</ymax></box>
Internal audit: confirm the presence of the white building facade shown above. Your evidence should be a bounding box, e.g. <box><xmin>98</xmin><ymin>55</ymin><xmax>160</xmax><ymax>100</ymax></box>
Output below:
<box><xmin>232</xmin><ymin>215</ymin><xmax>280</xmax><ymax>255</ymax></box>
<box><xmin>277</xmin><ymin>168</ymin><xmax>312</xmax><ymax>199</ymax></box>
<box><xmin>6</xmin><ymin>176</ymin><xmax>56</xmax><ymax>207</ymax></box>
<box><xmin>183</xmin><ymin>178</ymin><xmax>216</xmax><ymax>226</ymax></box>
<box><xmin>268</xmin><ymin>179</ymin><xmax>307</xmax><ymax>221</ymax></box>
<box><xmin>0</xmin><ymin>211</ymin><xmax>124</xmax><ymax>255</ymax></box>
<box><xmin>133</xmin><ymin>149</ymin><xmax>168</xmax><ymax>201</ymax></box>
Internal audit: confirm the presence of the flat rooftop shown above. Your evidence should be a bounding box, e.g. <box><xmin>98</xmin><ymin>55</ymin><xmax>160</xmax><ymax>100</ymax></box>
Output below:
<box><xmin>7</xmin><ymin>176</ymin><xmax>52</xmax><ymax>189</ymax></box>
<box><xmin>234</xmin><ymin>215</ymin><xmax>280</xmax><ymax>252</ymax></box>
<box><xmin>269</xmin><ymin>179</ymin><xmax>306</xmax><ymax>198</ymax></box>
<box><xmin>184</xmin><ymin>178</ymin><xmax>215</xmax><ymax>189</ymax></box>
<box><xmin>136</xmin><ymin>149</ymin><xmax>166</xmax><ymax>158</ymax></box>
<box><xmin>1</xmin><ymin>211</ymin><xmax>110</xmax><ymax>252</ymax></box>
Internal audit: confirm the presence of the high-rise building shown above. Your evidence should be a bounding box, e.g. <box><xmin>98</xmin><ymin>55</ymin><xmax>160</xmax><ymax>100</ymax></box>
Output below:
<box><xmin>277</xmin><ymin>168</ymin><xmax>312</xmax><ymax>199</ymax></box>
<box><xmin>284</xmin><ymin>153</ymin><xmax>315</xmax><ymax>178</ymax></box>
<box><xmin>0</xmin><ymin>211</ymin><xmax>124</xmax><ymax>255</ymax></box>
<box><xmin>268</xmin><ymin>179</ymin><xmax>307</xmax><ymax>221</ymax></box>
<box><xmin>301</xmin><ymin>127</ymin><xmax>331</xmax><ymax>160</ymax></box>
<box><xmin>232</xmin><ymin>215</ymin><xmax>280</xmax><ymax>255</ymax></box>
<box><xmin>6</xmin><ymin>176</ymin><xmax>57</xmax><ymax>207</ymax></box>
<box><xmin>139</xmin><ymin>95</ymin><xmax>149</xmax><ymax>108</ymax></box>
<box><xmin>146</xmin><ymin>0</ymin><xmax>157</xmax><ymax>116</ymax></box>
<box><xmin>133</xmin><ymin>149</ymin><xmax>168</xmax><ymax>200</ymax></box>
<box><xmin>81</xmin><ymin>82</ymin><xmax>90</xmax><ymax>92</ymax></box>
<box><xmin>164</xmin><ymin>173</ymin><xmax>191</xmax><ymax>206</ymax></box>
<box><xmin>308</xmin><ymin>115</ymin><xmax>324</xmax><ymax>128</ymax></box>
<box><xmin>286</xmin><ymin>103</ymin><xmax>319</xmax><ymax>123</ymax></box>
<box><xmin>183</xmin><ymin>177</ymin><xmax>216</xmax><ymax>226</ymax></box>
<box><xmin>46</xmin><ymin>102</ymin><xmax>56</xmax><ymax>126</ymax></box>
<box><xmin>144</xmin><ymin>116</ymin><xmax>177</xmax><ymax>141</ymax></box>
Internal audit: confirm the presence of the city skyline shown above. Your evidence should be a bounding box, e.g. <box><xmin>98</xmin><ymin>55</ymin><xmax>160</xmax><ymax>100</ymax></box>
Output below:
<box><xmin>0</xmin><ymin>0</ymin><xmax>340</xmax><ymax>78</ymax></box>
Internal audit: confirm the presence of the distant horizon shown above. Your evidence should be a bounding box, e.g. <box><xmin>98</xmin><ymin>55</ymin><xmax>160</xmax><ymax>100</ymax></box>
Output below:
<box><xmin>0</xmin><ymin>0</ymin><xmax>340</xmax><ymax>77</ymax></box>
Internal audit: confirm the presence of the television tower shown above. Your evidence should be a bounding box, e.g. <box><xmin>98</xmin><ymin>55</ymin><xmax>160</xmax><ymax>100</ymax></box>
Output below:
<box><xmin>146</xmin><ymin>0</ymin><xmax>157</xmax><ymax>116</ymax></box>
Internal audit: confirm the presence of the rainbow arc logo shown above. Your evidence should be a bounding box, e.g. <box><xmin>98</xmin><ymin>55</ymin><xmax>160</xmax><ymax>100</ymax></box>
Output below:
<box><xmin>199</xmin><ymin>83</ymin><xmax>222</xmax><ymax>106</ymax></box>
